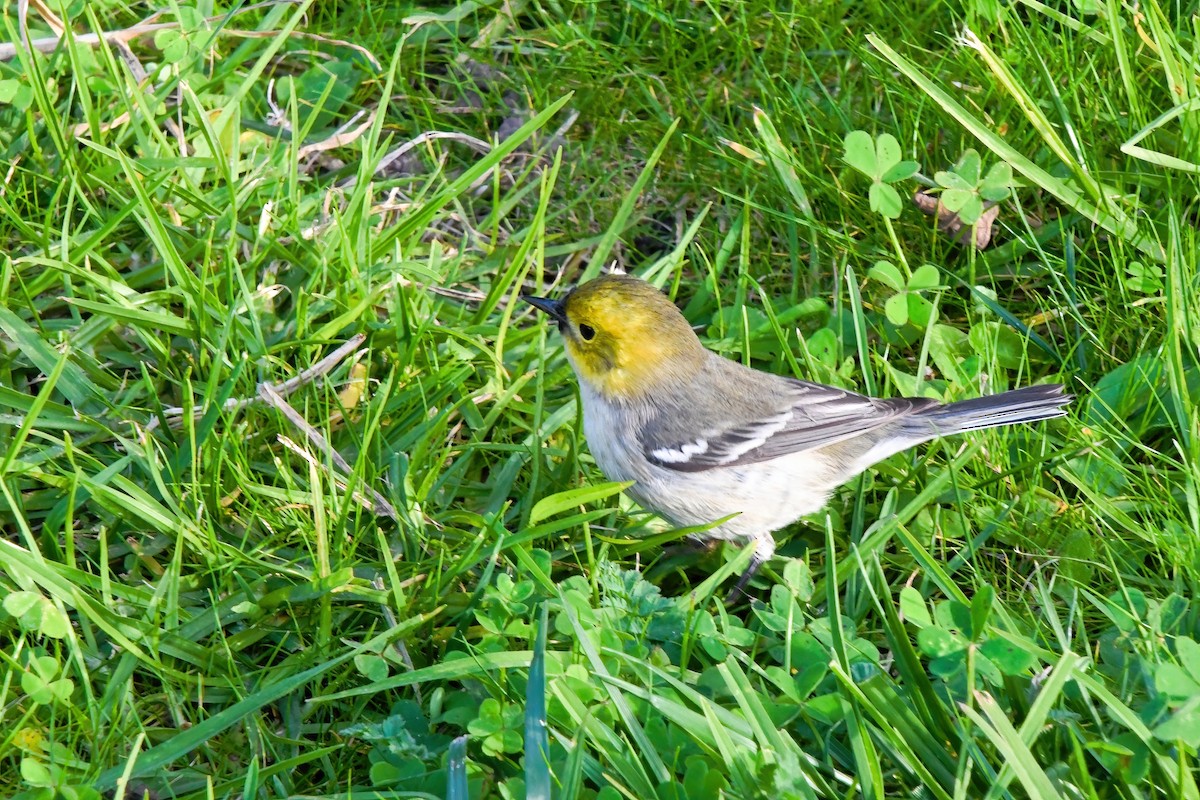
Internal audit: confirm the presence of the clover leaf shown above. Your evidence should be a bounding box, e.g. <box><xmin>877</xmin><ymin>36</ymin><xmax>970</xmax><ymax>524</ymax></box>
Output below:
<box><xmin>0</xmin><ymin>78</ymin><xmax>33</xmax><ymax>111</ymax></box>
<box><xmin>908</xmin><ymin>589</ymin><xmax>1039</xmax><ymax>687</ymax></box>
<box><xmin>1124</xmin><ymin>260</ymin><xmax>1163</xmax><ymax>295</ymax></box>
<box><xmin>934</xmin><ymin>149</ymin><xmax>1014</xmax><ymax>225</ymax></box>
<box><xmin>868</xmin><ymin>261</ymin><xmax>942</xmax><ymax>327</ymax></box>
<box><xmin>21</xmin><ymin>655</ymin><xmax>74</xmax><ymax>706</ymax></box>
<box><xmin>4</xmin><ymin>591</ymin><xmax>70</xmax><ymax>639</ymax></box>
<box><xmin>843</xmin><ymin>131</ymin><xmax>920</xmax><ymax>219</ymax></box>
<box><xmin>467</xmin><ymin>698</ymin><xmax>523</xmax><ymax>756</ymax></box>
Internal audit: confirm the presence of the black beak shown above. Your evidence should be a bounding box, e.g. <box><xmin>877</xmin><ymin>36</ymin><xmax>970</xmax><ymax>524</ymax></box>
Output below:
<box><xmin>523</xmin><ymin>295</ymin><xmax>568</xmax><ymax>325</ymax></box>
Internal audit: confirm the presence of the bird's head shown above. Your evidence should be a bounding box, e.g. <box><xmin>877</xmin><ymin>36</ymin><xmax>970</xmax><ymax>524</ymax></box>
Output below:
<box><xmin>524</xmin><ymin>274</ymin><xmax>706</xmax><ymax>401</ymax></box>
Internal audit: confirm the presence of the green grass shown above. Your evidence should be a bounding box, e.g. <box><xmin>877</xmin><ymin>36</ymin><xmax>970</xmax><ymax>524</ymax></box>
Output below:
<box><xmin>1</xmin><ymin>0</ymin><xmax>1199</xmax><ymax>797</ymax></box>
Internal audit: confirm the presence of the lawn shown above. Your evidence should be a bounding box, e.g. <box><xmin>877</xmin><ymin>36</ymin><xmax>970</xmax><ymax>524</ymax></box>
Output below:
<box><xmin>1</xmin><ymin>0</ymin><xmax>1198</xmax><ymax>797</ymax></box>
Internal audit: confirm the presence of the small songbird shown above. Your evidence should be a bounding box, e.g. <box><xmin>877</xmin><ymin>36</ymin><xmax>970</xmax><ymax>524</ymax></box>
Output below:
<box><xmin>525</xmin><ymin>273</ymin><xmax>1072</xmax><ymax>600</ymax></box>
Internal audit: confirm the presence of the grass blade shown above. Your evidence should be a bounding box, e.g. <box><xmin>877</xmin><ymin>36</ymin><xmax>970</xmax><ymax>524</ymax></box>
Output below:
<box><xmin>867</xmin><ymin>33</ymin><xmax>1162</xmax><ymax>260</ymax></box>
<box><xmin>447</xmin><ymin>735</ymin><xmax>469</xmax><ymax>800</ymax></box>
<box><xmin>525</xmin><ymin>603</ymin><xmax>551</xmax><ymax>800</ymax></box>
<box><xmin>581</xmin><ymin>118</ymin><xmax>681</xmax><ymax>281</ymax></box>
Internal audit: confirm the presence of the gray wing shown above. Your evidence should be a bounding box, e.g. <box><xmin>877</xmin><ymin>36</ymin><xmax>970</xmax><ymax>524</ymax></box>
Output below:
<box><xmin>642</xmin><ymin>378</ymin><xmax>937</xmax><ymax>473</ymax></box>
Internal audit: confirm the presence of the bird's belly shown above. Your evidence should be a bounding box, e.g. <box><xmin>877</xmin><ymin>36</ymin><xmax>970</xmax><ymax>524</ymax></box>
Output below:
<box><xmin>597</xmin><ymin>444</ymin><xmax>834</xmax><ymax>542</ymax></box>
<box><xmin>643</xmin><ymin>455</ymin><xmax>835</xmax><ymax>540</ymax></box>
<box><xmin>577</xmin><ymin>389</ymin><xmax>839</xmax><ymax>542</ymax></box>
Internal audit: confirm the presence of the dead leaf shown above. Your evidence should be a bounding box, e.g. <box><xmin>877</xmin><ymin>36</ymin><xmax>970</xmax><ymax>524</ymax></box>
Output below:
<box><xmin>913</xmin><ymin>189</ymin><xmax>1000</xmax><ymax>250</ymax></box>
<box><xmin>337</xmin><ymin>363</ymin><xmax>369</xmax><ymax>411</ymax></box>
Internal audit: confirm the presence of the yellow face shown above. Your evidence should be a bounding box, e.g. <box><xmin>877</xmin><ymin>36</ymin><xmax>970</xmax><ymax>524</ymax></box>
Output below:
<box><xmin>528</xmin><ymin>274</ymin><xmax>705</xmax><ymax>400</ymax></box>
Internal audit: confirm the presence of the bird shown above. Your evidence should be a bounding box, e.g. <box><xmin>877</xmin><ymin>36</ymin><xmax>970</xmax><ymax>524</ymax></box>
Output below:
<box><xmin>524</xmin><ymin>272</ymin><xmax>1072</xmax><ymax>601</ymax></box>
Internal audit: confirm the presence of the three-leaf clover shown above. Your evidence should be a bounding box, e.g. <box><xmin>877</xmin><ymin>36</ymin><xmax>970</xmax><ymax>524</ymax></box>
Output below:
<box><xmin>1152</xmin><ymin>636</ymin><xmax>1200</xmax><ymax>747</ymax></box>
<box><xmin>0</xmin><ymin>78</ymin><xmax>33</xmax><ymax>111</ymax></box>
<box><xmin>1124</xmin><ymin>260</ymin><xmax>1164</xmax><ymax>295</ymax></box>
<box><xmin>153</xmin><ymin>6</ymin><xmax>208</xmax><ymax>65</ymax></box>
<box><xmin>21</xmin><ymin>655</ymin><xmax>74</xmax><ymax>706</ymax></box>
<box><xmin>843</xmin><ymin>131</ymin><xmax>920</xmax><ymax>219</ymax></box>
<box><xmin>902</xmin><ymin>586</ymin><xmax>1038</xmax><ymax>686</ymax></box>
<box><xmin>467</xmin><ymin>698</ymin><xmax>523</xmax><ymax>756</ymax></box>
<box><xmin>4</xmin><ymin>591</ymin><xmax>70</xmax><ymax>639</ymax></box>
<box><xmin>934</xmin><ymin>149</ymin><xmax>1014</xmax><ymax>225</ymax></box>
<box><xmin>868</xmin><ymin>261</ymin><xmax>942</xmax><ymax>327</ymax></box>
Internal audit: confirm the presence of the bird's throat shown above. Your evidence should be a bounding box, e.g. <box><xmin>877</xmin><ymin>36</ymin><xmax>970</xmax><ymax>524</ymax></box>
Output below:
<box><xmin>569</xmin><ymin>336</ymin><xmax>704</xmax><ymax>403</ymax></box>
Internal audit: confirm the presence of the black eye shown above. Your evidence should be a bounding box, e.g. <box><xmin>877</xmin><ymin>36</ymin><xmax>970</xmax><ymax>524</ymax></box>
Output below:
<box><xmin>578</xmin><ymin>323</ymin><xmax>596</xmax><ymax>341</ymax></box>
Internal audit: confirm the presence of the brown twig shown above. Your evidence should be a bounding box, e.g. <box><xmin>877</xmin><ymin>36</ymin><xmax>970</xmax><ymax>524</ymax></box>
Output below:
<box><xmin>150</xmin><ymin>333</ymin><xmax>367</xmax><ymax>430</ymax></box>
<box><xmin>221</xmin><ymin>27</ymin><xmax>382</xmax><ymax>72</ymax></box>
<box><xmin>275</xmin><ymin>432</ymin><xmax>398</xmax><ymax>520</ymax></box>
<box><xmin>109</xmin><ymin>39</ymin><xmax>188</xmax><ymax>143</ymax></box>
<box><xmin>297</xmin><ymin>109</ymin><xmax>376</xmax><ymax>159</ymax></box>
<box><xmin>0</xmin><ymin>1</ymin><xmax>305</xmax><ymax>61</ymax></box>
<box><xmin>259</xmin><ymin>367</ymin><xmax>400</xmax><ymax>522</ymax></box>
<box><xmin>339</xmin><ymin>131</ymin><xmax>492</xmax><ymax>190</ymax></box>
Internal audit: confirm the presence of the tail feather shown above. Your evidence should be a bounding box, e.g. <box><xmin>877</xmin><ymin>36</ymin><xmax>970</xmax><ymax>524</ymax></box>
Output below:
<box><xmin>904</xmin><ymin>384</ymin><xmax>1073</xmax><ymax>439</ymax></box>
<box><xmin>846</xmin><ymin>383</ymin><xmax>1071</xmax><ymax>474</ymax></box>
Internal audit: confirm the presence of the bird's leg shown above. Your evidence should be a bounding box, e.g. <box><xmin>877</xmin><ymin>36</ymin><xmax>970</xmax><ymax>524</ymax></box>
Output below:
<box><xmin>724</xmin><ymin>535</ymin><xmax>775</xmax><ymax>604</ymax></box>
